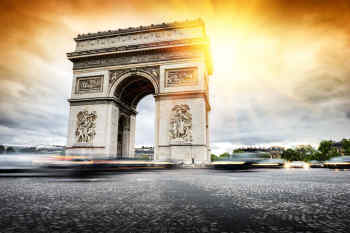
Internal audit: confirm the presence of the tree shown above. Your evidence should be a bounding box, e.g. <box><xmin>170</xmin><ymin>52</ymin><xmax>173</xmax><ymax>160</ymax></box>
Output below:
<box><xmin>219</xmin><ymin>152</ymin><xmax>230</xmax><ymax>158</ymax></box>
<box><xmin>6</xmin><ymin>147</ymin><xmax>15</xmax><ymax>153</ymax></box>
<box><xmin>0</xmin><ymin>145</ymin><xmax>4</xmax><ymax>154</ymax></box>
<box><xmin>281</xmin><ymin>149</ymin><xmax>298</xmax><ymax>161</ymax></box>
<box><xmin>211</xmin><ymin>154</ymin><xmax>219</xmax><ymax>161</ymax></box>
<box><xmin>327</xmin><ymin>148</ymin><xmax>340</xmax><ymax>160</ymax></box>
<box><xmin>233</xmin><ymin>149</ymin><xmax>244</xmax><ymax>153</ymax></box>
<box><xmin>318</xmin><ymin>140</ymin><xmax>333</xmax><ymax>155</ymax></box>
<box><xmin>341</xmin><ymin>138</ymin><xmax>350</xmax><ymax>155</ymax></box>
<box><xmin>295</xmin><ymin>146</ymin><xmax>317</xmax><ymax>161</ymax></box>
<box><xmin>317</xmin><ymin>140</ymin><xmax>341</xmax><ymax>161</ymax></box>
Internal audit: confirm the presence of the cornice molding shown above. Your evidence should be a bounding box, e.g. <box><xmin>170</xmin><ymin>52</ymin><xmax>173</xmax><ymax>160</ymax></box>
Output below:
<box><xmin>67</xmin><ymin>38</ymin><xmax>208</xmax><ymax>59</ymax></box>
<box><xmin>75</xmin><ymin>19</ymin><xmax>204</xmax><ymax>41</ymax></box>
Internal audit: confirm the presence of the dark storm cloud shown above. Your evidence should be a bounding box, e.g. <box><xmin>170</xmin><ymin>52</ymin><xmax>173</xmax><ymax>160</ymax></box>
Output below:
<box><xmin>0</xmin><ymin>116</ymin><xmax>18</xmax><ymax>128</ymax></box>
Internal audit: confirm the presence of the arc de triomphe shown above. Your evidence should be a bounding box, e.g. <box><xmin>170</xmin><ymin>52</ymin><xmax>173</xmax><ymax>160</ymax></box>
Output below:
<box><xmin>66</xmin><ymin>19</ymin><xmax>212</xmax><ymax>164</ymax></box>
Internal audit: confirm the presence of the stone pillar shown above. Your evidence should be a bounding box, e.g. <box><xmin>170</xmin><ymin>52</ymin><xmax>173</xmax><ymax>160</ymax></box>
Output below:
<box><xmin>155</xmin><ymin>95</ymin><xmax>210</xmax><ymax>164</ymax></box>
<box><xmin>154</xmin><ymin>97</ymin><xmax>160</xmax><ymax>160</ymax></box>
<box><xmin>107</xmin><ymin>103</ymin><xmax>120</xmax><ymax>157</ymax></box>
<box><xmin>66</xmin><ymin>102</ymin><xmax>119</xmax><ymax>158</ymax></box>
<box><xmin>122</xmin><ymin>122</ymin><xmax>130</xmax><ymax>158</ymax></box>
<box><xmin>128</xmin><ymin>114</ymin><xmax>136</xmax><ymax>157</ymax></box>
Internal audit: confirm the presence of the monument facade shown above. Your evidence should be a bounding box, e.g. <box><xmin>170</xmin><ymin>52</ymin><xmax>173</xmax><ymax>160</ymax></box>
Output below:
<box><xmin>66</xmin><ymin>19</ymin><xmax>213</xmax><ymax>164</ymax></box>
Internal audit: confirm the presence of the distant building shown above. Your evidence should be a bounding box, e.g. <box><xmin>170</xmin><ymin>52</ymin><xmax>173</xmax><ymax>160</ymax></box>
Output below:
<box><xmin>331</xmin><ymin>142</ymin><xmax>344</xmax><ymax>155</ymax></box>
<box><xmin>135</xmin><ymin>146</ymin><xmax>154</xmax><ymax>159</ymax></box>
<box><xmin>268</xmin><ymin>146</ymin><xmax>285</xmax><ymax>158</ymax></box>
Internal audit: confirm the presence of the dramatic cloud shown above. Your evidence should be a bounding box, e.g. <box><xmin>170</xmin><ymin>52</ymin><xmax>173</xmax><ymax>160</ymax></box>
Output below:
<box><xmin>1</xmin><ymin>0</ymin><xmax>350</xmax><ymax>153</ymax></box>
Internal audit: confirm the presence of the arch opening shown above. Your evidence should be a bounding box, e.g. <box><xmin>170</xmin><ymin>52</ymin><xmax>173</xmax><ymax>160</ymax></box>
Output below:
<box><xmin>113</xmin><ymin>74</ymin><xmax>157</xmax><ymax>158</ymax></box>
<box><xmin>112</xmin><ymin>73</ymin><xmax>158</xmax><ymax>108</ymax></box>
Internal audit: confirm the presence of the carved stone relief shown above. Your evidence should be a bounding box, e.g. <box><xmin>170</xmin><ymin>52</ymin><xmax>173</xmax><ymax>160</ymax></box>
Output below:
<box><xmin>166</xmin><ymin>67</ymin><xmax>198</xmax><ymax>87</ymax></box>
<box><xmin>109</xmin><ymin>66</ymin><xmax>160</xmax><ymax>89</ymax></box>
<box><xmin>75</xmin><ymin>110</ymin><xmax>97</xmax><ymax>144</ymax></box>
<box><xmin>169</xmin><ymin>104</ymin><xmax>192</xmax><ymax>143</ymax></box>
<box><xmin>72</xmin><ymin>49</ymin><xmax>202</xmax><ymax>70</ymax></box>
<box><xmin>76</xmin><ymin>76</ymin><xmax>103</xmax><ymax>94</ymax></box>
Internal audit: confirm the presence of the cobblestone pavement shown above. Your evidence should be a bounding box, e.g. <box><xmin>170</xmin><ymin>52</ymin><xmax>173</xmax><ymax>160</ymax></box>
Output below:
<box><xmin>0</xmin><ymin>168</ymin><xmax>350</xmax><ymax>233</ymax></box>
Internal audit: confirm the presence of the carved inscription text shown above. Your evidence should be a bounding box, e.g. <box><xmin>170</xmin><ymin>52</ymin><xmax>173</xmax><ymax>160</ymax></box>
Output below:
<box><xmin>76</xmin><ymin>76</ymin><xmax>103</xmax><ymax>94</ymax></box>
<box><xmin>166</xmin><ymin>67</ymin><xmax>198</xmax><ymax>87</ymax></box>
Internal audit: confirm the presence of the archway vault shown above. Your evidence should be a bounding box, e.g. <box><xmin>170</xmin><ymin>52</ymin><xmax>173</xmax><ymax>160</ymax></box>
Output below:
<box><xmin>66</xmin><ymin>19</ymin><xmax>212</xmax><ymax>164</ymax></box>
<box><xmin>109</xmin><ymin>69</ymin><xmax>159</xmax><ymax>109</ymax></box>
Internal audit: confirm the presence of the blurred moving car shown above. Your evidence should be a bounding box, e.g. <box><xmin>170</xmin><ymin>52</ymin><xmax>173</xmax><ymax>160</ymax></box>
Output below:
<box><xmin>324</xmin><ymin>156</ymin><xmax>350</xmax><ymax>169</ymax></box>
<box><xmin>284</xmin><ymin>161</ymin><xmax>310</xmax><ymax>169</ymax></box>
<box><xmin>210</xmin><ymin>152</ymin><xmax>267</xmax><ymax>169</ymax></box>
<box><xmin>37</xmin><ymin>155</ymin><xmax>93</xmax><ymax>169</ymax></box>
<box><xmin>211</xmin><ymin>160</ymin><xmax>252</xmax><ymax>169</ymax></box>
<box><xmin>37</xmin><ymin>155</ymin><xmax>176</xmax><ymax>171</ymax></box>
<box><xmin>0</xmin><ymin>154</ymin><xmax>41</xmax><ymax>172</ymax></box>
<box><xmin>308</xmin><ymin>160</ymin><xmax>324</xmax><ymax>168</ymax></box>
<box><xmin>252</xmin><ymin>159</ymin><xmax>286</xmax><ymax>168</ymax></box>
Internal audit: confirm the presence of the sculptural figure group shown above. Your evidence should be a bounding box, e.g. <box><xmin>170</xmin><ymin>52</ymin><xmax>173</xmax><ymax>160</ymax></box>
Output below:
<box><xmin>75</xmin><ymin>110</ymin><xmax>97</xmax><ymax>144</ymax></box>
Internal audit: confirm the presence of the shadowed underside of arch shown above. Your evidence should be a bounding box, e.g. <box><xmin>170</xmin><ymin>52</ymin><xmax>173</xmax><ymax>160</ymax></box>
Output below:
<box><xmin>114</xmin><ymin>75</ymin><xmax>156</xmax><ymax>108</ymax></box>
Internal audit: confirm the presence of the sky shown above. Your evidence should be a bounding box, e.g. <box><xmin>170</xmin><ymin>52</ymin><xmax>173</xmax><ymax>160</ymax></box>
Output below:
<box><xmin>1</xmin><ymin>0</ymin><xmax>350</xmax><ymax>154</ymax></box>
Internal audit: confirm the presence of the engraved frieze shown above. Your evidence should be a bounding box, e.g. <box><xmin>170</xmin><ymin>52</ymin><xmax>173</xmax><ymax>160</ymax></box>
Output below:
<box><xmin>75</xmin><ymin>110</ymin><xmax>97</xmax><ymax>144</ymax></box>
<box><xmin>169</xmin><ymin>104</ymin><xmax>192</xmax><ymax>143</ymax></box>
<box><xmin>166</xmin><ymin>67</ymin><xmax>198</xmax><ymax>87</ymax></box>
<box><xmin>75</xmin><ymin>27</ymin><xmax>203</xmax><ymax>52</ymax></box>
<box><xmin>73</xmin><ymin>49</ymin><xmax>202</xmax><ymax>70</ymax></box>
<box><xmin>109</xmin><ymin>66</ymin><xmax>160</xmax><ymax>89</ymax></box>
<box><xmin>76</xmin><ymin>76</ymin><xmax>103</xmax><ymax>94</ymax></box>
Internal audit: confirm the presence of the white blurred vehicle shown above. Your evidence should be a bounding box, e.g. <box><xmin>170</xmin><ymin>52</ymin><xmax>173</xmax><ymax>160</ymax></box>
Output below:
<box><xmin>284</xmin><ymin>161</ymin><xmax>310</xmax><ymax>169</ymax></box>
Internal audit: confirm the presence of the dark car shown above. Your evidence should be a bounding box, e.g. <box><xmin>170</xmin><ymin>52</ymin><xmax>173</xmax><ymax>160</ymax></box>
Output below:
<box><xmin>324</xmin><ymin>156</ymin><xmax>350</xmax><ymax>169</ymax></box>
<box><xmin>252</xmin><ymin>159</ymin><xmax>286</xmax><ymax>168</ymax></box>
<box><xmin>211</xmin><ymin>152</ymin><xmax>266</xmax><ymax>169</ymax></box>
<box><xmin>309</xmin><ymin>160</ymin><xmax>324</xmax><ymax>168</ymax></box>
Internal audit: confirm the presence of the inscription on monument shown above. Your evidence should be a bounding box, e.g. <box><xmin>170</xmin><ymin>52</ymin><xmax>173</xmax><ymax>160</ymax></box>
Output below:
<box><xmin>75</xmin><ymin>110</ymin><xmax>97</xmax><ymax>144</ymax></box>
<box><xmin>75</xmin><ymin>27</ymin><xmax>203</xmax><ymax>51</ymax></box>
<box><xmin>166</xmin><ymin>67</ymin><xmax>198</xmax><ymax>87</ymax></box>
<box><xmin>169</xmin><ymin>104</ymin><xmax>192</xmax><ymax>143</ymax></box>
<box><xmin>73</xmin><ymin>49</ymin><xmax>202</xmax><ymax>70</ymax></box>
<box><xmin>76</xmin><ymin>76</ymin><xmax>103</xmax><ymax>94</ymax></box>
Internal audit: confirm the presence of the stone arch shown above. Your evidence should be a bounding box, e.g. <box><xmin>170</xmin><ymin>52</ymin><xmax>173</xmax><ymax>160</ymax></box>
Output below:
<box><xmin>66</xmin><ymin>21</ymin><xmax>212</xmax><ymax>163</ymax></box>
<box><xmin>110</xmin><ymin>70</ymin><xmax>159</xmax><ymax>158</ymax></box>
<box><xmin>109</xmin><ymin>70</ymin><xmax>159</xmax><ymax>108</ymax></box>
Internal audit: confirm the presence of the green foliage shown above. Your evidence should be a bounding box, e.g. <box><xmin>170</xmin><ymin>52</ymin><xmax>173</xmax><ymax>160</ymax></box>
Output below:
<box><xmin>281</xmin><ymin>149</ymin><xmax>298</xmax><ymax>161</ymax></box>
<box><xmin>282</xmin><ymin>141</ymin><xmax>342</xmax><ymax>162</ymax></box>
<box><xmin>341</xmin><ymin>139</ymin><xmax>350</xmax><ymax>154</ymax></box>
<box><xmin>211</xmin><ymin>154</ymin><xmax>219</xmax><ymax>161</ymax></box>
<box><xmin>259</xmin><ymin>152</ymin><xmax>272</xmax><ymax>158</ymax></box>
<box><xmin>318</xmin><ymin>140</ymin><xmax>333</xmax><ymax>155</ymax></box>
<box><xmin>318</xmin><ymin>140</ymin><xmax>342</xmax><ymax>160</ymax></box>
<box><xmin>6</xmin><ymin>147</ymin><xmax>15</xmax><ymax>153</ymax></box>
<box><xmin>233</xmin><ymin>149</ymin><xmax>244</xmax><ymax>153</ymax></box>
<box><xmin>219</xmin><ymin>152</ymin><xmax>230</xmax><ymax>158</ymax></box>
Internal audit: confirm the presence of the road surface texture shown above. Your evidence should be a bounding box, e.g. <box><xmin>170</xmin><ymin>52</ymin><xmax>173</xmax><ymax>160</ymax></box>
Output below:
<box><xmin>0</xmin><ymin>168</ymin><xmax>350</xmax><ymax>233</ymax></box>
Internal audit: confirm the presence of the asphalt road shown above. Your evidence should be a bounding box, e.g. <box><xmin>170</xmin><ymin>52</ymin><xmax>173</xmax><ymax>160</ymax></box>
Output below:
<box><xmin>0</xmin><ymin>168</ymin><xmax>349</xmax><ymax>233</ymax></box>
